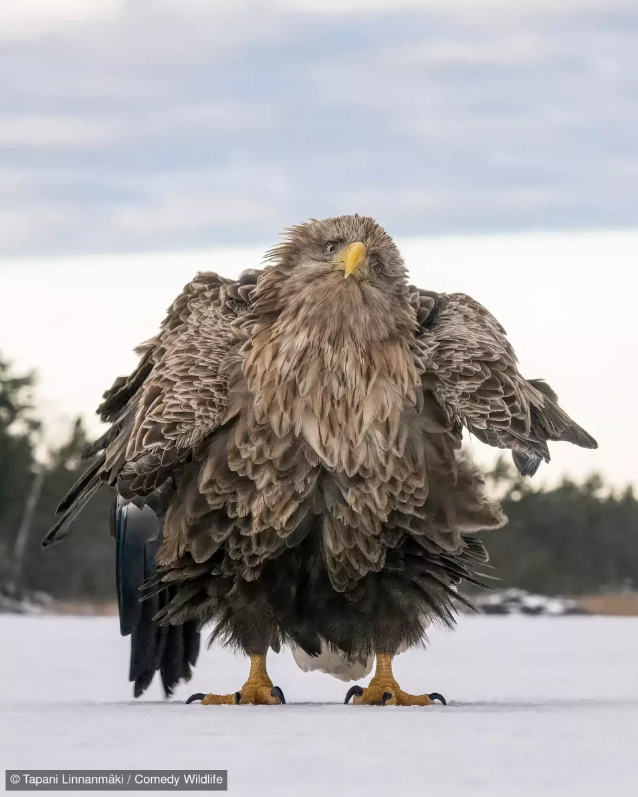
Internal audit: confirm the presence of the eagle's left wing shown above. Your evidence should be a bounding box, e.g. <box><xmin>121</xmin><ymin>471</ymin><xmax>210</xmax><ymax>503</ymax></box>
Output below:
<box><xmin>410</xmin><ymin>289</ymin><xmax>597</xmax><ymax>475</ymax></box>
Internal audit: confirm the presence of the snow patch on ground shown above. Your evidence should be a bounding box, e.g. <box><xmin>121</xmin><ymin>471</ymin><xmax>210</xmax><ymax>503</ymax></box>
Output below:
<box><xmin>1</xmin><ymin>615</ymin><xmax>636</xmax><ymax>796</ymax></box>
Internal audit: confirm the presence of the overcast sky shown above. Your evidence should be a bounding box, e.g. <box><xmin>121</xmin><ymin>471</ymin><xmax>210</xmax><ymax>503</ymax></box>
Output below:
<box><xmin>1</xmin><ymin>0</ymin><xmax>637</xmax><ymax>256</ymax></box>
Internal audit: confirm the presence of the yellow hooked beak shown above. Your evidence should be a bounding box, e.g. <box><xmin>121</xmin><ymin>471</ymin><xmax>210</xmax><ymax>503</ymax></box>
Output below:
<box><xmin>335</xmin><ymin>241</ymin><xmax>367</xmax><ymax>279</ymax></box>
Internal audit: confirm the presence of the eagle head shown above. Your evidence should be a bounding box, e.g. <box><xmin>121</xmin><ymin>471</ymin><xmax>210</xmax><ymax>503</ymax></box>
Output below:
<box><xmin>253</xmin><ymin>215</ymin><xmax>417</xmax><ymax>348</ymax></box>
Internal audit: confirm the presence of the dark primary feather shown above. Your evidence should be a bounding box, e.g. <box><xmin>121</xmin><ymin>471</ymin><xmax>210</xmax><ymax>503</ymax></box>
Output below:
<box><xmin>512</xmin><ymin>450</ymin><xmax>542</xmax><ymax>477</ymax></box>
<box><xmin>41</xmin><ymin>463</ymin><xmax>104</xmax><ymax>548</ymax></box>
<box><xmin>527</xmin><ymin>378</ymin><xmax>597</xmax><ymax>448</ymax></box>
<box><xmin>56</xmin><ymin>453</ymin><xmax>105</xmax><ymax>515</ymax></box>
<box><xmin>98</xmin><ymin>347</ymin><xmax>155</xmax><ymax>424</ymax></box>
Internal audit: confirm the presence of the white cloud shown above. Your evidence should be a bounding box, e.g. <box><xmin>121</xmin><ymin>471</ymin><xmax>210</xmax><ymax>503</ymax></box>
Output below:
<box><xmin>115</xmin><ymin>193</ymin><xmax>282</xmax><ymax>235</ymax></box>
<box><xmin>0</xmin><ymin>0</ymin><xmax>629</xmax><ymax>47</ymax></box>
<box><xmin>0</xmin><ymin>168</ymin><xmax>40</xmax><ymax>196</ymax></box>
<box><xmin>394</xmin><ymin>35</ymin><xmax>547</xmax><ymax>67</ymax></box>
<box><xmin>280</xmin><ymin>0</ymin><xmax>628</xmax><ymax>18</ymax></box>
<box><xmin>0</xmin><ymin>116</ymin><xmax>120</xmax><ymax>147</ymax></box>
<box><xmin>0</xmin><ymin>206</ymin><xmax>77</xmax><ymax>251</ymax></box>
<box><xmin>0</xmin><ymin>0</ymin><xmax>124</xmax><ymax>40</ymax></box>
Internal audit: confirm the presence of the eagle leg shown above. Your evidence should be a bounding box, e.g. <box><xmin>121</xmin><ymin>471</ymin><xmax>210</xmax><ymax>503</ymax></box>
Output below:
<box><xmin>345</xmin><ymin>654</ymin><xmax>446</xmax><ymax>707</ymax></box>
<box><xmin>186</xmin><ymin>654</ymin><xmax>285</xmax><ymax>706</ymax></box>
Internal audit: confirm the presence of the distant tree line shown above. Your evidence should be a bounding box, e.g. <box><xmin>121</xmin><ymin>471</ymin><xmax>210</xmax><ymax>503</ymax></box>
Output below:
<box><xmin>0</xmin><ymin>352</ymin><xmax>636</xmax><ymax>602</ymax></box>
<box><xmin>0</xmin><ymin>354</ymin><xmax>113</xmax><ymax>601</ymax></box>
<box><xmin>483</xmin><ymin>460</ymin><xmax>637</xmax><ymax>595</ymax></box>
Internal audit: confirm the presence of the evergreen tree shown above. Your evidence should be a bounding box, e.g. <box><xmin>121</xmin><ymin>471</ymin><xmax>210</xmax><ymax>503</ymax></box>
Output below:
<box><xmin>20</xmin><ymin>418</ymin><xmax>115</xmax><ymax>602</ymax></box>
<box><xmin>0</xmin><ymin>355</ymin><xmax>40</xmax><ymax>587</ymax></box>
<box><xmin>483</xmin><ymin>458</ymin><xmax>638</xmax><ymax>595</ymax></box>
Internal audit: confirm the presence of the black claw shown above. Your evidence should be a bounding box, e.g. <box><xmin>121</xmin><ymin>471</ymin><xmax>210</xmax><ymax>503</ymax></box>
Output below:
<box><xmin>185</xmin><ymin>693</ymin><xmax>206</xmax><ymax>704</ymax></box>
<box><xmin>234</xmin><ymin>692</ymin><xmax>242</xmax><ymax>704</ymax></box>
<box><xmin>270</xmin><ymin>686</ymin><xmax>286</xmax><ymax>704</ymax></box>
<box><xmin>344</xmin><ymin>685</ymin><xmax>364</xmax><ymax>704</ymax></box>
<box><xmin>428</xmin><ymin>692</ymin><xmax>447</xmax><ymax>705</ymax></box>
<box><xmin>381</xmin><ymin>692</ymin><xmax>394</xmax><ymax>706</ymax></box>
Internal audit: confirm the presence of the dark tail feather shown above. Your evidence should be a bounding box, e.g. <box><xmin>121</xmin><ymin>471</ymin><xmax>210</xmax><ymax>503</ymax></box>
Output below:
<box><xmin>159</xmin><ymin>622</ymin><xmax>201</xmax><ymax>697</ymax></box>
<box><xmin>130</xmin><ymin>588</ymin><xmax>163</xmax><ymax>697</ymax></box>
<box><xmin>114</xmin><ymin>498</ymin><xmax>200</xmax><ymax>697</ymax></box>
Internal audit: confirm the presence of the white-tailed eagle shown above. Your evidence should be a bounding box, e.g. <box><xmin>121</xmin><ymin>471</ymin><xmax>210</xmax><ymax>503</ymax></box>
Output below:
<box><xmin>44</xmin><ymin>216</ymin><xmax>596</xmax><ymax>706</ymax></box>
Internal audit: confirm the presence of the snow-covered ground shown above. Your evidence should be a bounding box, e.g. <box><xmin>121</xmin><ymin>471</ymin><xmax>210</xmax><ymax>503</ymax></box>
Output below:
<box><xmin>1</xmin><ymin>615</ymin><xmax>636</xmax><ymax>796</ymax></box>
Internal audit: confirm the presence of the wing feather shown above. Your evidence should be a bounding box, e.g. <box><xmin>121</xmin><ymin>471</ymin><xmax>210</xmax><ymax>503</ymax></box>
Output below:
<box><xmin>412</xmin><ymin>291</ymin><xmax>597</xmax><ymax>475</ymax></box>
<box><xmin>44</xmin><ymin>268</ymin><xmax>261</xmax><ymax>546</ymax></box>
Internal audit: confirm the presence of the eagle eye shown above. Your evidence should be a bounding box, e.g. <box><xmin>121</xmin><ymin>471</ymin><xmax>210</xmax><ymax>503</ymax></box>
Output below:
<box><xmin>325</xmin><ymin>241</ymin><xmax>339</xmax><ymax>255</ymax></box>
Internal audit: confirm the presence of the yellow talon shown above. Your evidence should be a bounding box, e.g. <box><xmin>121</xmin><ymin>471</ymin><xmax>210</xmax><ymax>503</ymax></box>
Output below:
<box><xmin>189</xmin><ymin>654</ymin><xmax>285</xmax><ymax>706</ymax></box>
<box><xmin>346</xmin><ymin>654</ymin><xmax>444</xmax><ymax>707</ymax></box>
